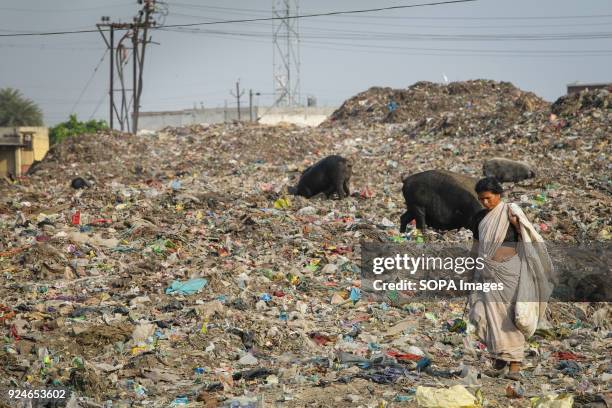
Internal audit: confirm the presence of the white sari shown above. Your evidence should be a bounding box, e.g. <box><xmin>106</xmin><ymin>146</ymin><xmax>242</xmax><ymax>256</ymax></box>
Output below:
<box><xmin>469</xmin><ymin>201</ymin><xmax>555</xmax><ymax>361</ymax></box>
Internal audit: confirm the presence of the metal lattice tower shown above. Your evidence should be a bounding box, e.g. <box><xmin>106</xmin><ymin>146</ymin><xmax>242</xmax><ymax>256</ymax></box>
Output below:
<box><xmin>272</xmin><ymin>0</ymin><xmax>301</xmax><ymax>107</ymax></box>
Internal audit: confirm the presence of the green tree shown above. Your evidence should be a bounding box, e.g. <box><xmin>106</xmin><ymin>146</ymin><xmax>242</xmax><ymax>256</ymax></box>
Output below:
<box><xmin>49</xmin><ymin>114</ymin><xmax>109</xmax><ymax>145</ymax></box>
<box><xmin>0</xmin><ymin>88</ymin><xmax>43</xmax><ymax>126</ymax></box>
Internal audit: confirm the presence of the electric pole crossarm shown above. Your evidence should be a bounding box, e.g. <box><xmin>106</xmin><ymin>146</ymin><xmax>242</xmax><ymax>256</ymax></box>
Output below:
<box><xmin>96</xmin><ymin>26</ymin><xmax>110</xmax><ymax>48</ymax></box>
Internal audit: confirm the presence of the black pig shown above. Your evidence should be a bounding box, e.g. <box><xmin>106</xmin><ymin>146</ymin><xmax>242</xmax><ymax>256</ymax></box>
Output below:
<box><xmin>483</xmin><ymin>157</ymin><xmax>535</xmax><ymax>183</ymax></box>
<box><xmin>289</xmin><ymin>155</ymin><xmax>352</xmax><ymax>199</ymax></box>
<box><xmin>400</xmin><ymin>170</ymin><xmax>482</xmax><ymax>232</ymax></box>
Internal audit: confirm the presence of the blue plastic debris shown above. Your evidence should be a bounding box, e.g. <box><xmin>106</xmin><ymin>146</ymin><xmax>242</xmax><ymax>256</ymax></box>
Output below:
<box><xmin>349</xmin><ymin>287</ymin><xmax>361</xmax><ymax>303</ymax></box>
<box><xmin>368</xmin><ymin>342</ymin><xmax>381</xmax><ymax>351</ymax></box>
<box><xmin>170</xmin><ymin>396</ymin><xmax>189</xmax><ymax>406</ymax></box>
<box><xmin>260</xmin><ymin>293</ymin><xmax>272</xmax><ymax>302</ymax></box>
<box><xmin>416</xmin><ymin>357</ymin><xmax>431</xmax><ymax>372</ymax></box>
<box><xmin>395</xmin><ymin>395</ymin><xmax>414</xmax><ymax>402</ymax></box>
<box><xmin>165</xmin><ymin>278</ymin><xmax>208</xmax><ymax>295</ymax></box>
<box><xmin>171</xmin><ymin>180</ymin><xmax>182</xmax><ymax>191</ymax></box>
<box><xmin>134</xmin><ymin>384</ymin><xmax>147</xmax><ymax>396</ymax></box>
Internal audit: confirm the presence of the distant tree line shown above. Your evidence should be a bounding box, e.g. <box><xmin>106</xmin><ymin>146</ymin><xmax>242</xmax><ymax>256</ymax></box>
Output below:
<box><xmin>0</xmin><ymin>87</ymin><xmax>108</xmax><ymax>144</ymax></box>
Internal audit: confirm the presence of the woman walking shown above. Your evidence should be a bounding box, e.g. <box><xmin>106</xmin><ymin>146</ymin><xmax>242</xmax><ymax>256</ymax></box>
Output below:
<box><xmin>468</xmin><ymin>177</ymin><xmax>554</xmax><ymax>380</ymax></box>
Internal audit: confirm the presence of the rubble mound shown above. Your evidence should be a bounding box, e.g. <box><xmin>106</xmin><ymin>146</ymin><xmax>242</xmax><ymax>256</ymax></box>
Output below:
<box><xmin>323</xmin><ymin>80</ymin><xmax>549</xmax><ymax>133</ymax></box>
<box><xmin>551</xmin><ymin>87</ymin><xmax>612</xmax><ymax>117</ymax></box>
<box><xmin>43</xmin><ymin>132</ymin><xmax>138</xmax><ymax>164</ymax></box>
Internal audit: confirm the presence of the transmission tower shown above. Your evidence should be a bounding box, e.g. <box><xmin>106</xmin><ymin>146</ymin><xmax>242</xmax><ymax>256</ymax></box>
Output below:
<box><xmin>272</xmin><ymin>0</ymin><xmax>301</xmax><ymax>107</ymax></box>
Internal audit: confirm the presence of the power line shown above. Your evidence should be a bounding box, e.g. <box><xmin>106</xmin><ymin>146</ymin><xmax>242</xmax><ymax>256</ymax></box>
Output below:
<box><xmin>0</xmin><ymin>0</ymin><xmax>477</xmax><ymax>37</ymax></box>
<box><xmin>341</xmin><ymin>13</ymin><xmax>612</xmax><ymax>20</ymax></box>
<box><xmin>170</xmin><ymin>3</ymin><xmax>269</xmax><ymax>14</ymax></box>
<box><xmin>301</xmin><ymin>39</ymin><xmax>612</xmax><ymax>55</ymax></box>
<box><xmin>0</xmin><ymin>44</ymin><xmax>104</xmax><ymax>51</ymax></box>
<box><xmin>6</xmin><ymin>2</ymin><xmax>612</xmax><ymax>38</ymax></box>
<box><xmin>0</xmin><ymin>2</ymin><xmax>132</xmax><ymax>13</ymax></box>
<box><xmin>165</xmin><ymin>9</ymin><xmax>612</xmax><ymax>30</ymax></box>
<box><xmin>166</xmin><ymin>2</ymin><xmax>612</xmax><ymax>22</ymax></box>
<box><xmin>160</xmin><ymin>25</ymin><xmax>612</xmax><ymax>42</ymax></box>
<box><xmin>164</xmin><ymin>4</ymin><xmax>612</xmax><ymax>31</ymax></box>
<box><xmin>70</xmin><ymin>49</ymin><xmax>109</xmax><ymax>114</ymax></box>
<box><xmin>158</xmin><ymin>27</ymin><xmax>612</xmax><ymax>56</ymax></box>
<box><xmin>0</xmin><ymin>26</ymin><xmax>97</xmax><ymax>33</ymax></box>
<box><xmin>0</xmin><ymin>28</ymin><xmax>99</xmax><ymax>37</ymax></box>
<box><xmin>160</xmin><ymin>0</ymin><xmax>478</xmax><ymax>28</ymax></box>
<box><xmin>89</xmin><ymin>92</ymin><xmax>108</xmax><ymax>121</ymax></box>
<box><xmin>95</xmin><ymin>1</ymin><xmax>157</xmax><ymax>133</ymax></box>
<box><xmin>302</xmin><ymin>42</ymin><xmax>612</xmax><ymax>58</ymax></box>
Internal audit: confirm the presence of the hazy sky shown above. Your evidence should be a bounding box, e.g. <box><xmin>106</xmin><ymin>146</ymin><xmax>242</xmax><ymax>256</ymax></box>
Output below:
<box><xmin>1</xmin><ymin>0</ymin><xmax>611</xmax><ymax>126</ymax></box>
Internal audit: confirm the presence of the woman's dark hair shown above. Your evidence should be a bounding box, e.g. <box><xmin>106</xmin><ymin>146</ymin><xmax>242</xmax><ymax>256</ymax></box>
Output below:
<box><xmin>475</xmin><ymin>177</ymin><xmax>503</xmax><ymax>195</ymax></box>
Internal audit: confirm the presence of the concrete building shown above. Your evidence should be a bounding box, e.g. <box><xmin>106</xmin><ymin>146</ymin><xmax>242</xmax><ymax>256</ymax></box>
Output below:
<box><xmin>0</xmin><ymin>127</ymin><xmax>49</xmax><ymax>178</ymax></box>
<box><xmin>567</xmin><ymin>82</ymin><xmax>612</xmax><ymax>94</ymax></box>
<box><xmin>137</xmin><ymin>106</ymin><xmax>336</xmax><ymax>131</ymax></box>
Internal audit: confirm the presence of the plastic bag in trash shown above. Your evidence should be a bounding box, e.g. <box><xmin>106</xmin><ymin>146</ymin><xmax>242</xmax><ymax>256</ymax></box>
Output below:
<box><xmin>165</xmin><ymin>278</ymin><xmax>208</xmax><ymax>295</ymax></box>
<box><xmin>416</xmin><ymin>385</ymin><xmax>476</xmax><ymax>408</ymax></box>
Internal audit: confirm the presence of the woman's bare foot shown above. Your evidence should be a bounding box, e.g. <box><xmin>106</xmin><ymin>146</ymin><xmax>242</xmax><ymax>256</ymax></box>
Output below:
<box><xmin>505</xmin><ymin>361</ymin><xmax>521</xmax><ymax>380</ymax></box>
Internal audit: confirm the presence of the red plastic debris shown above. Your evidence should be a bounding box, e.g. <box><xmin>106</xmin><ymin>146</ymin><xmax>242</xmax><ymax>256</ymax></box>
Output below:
<box><xmin>308</xmin><ymin>332</ymin><xmax>335</xmax><ymax>346</ymax></box>
<box><xmin>0</xmin><ymin>305</ymin><xmax>16</xmax><ymax>323</ymax></box>
<box><xmin>552</xmin><ymin>351</ymin><xmax>583</xmax><ymax>360</ymax></box>
<box><xmin>359</xmin><ymin>186</ymin><xmax>375</xmax><ymax>199</ymax></box>
<box><xmin>90</xmin><ymin>218</ymin><xmax>113</xmax><ymax>225</ymax></box>
<box><xmin>386</xmin><ymin>350</ymin><xmax>423</xmax><ymax>361</ymax></box>
<box><xmin>9</xmin><ymin>324</ymin><xmax>20</xmax><ymax>340</ymax></box>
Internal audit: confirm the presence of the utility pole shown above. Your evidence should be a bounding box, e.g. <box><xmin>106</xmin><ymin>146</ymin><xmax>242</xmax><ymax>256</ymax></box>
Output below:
<box><xmin>132</xmin><ymin>22</ymin><xmax>138</xmax><ymax>133</ymax></box>
<box><xmin>97</xmin><ymin>19</ymin><xmax>131</xmax><ymax>131</ymax></box>
<box><xmin>133</xmin><ymin>0</ymin><xmax>155</xmax><ymax>134</ymax></box>
<box><xmin>230</xmin><ymin>80</ymin><xmax>245</xmax><ymax>121</ymax></box>
<box><xmin>96</xmin><ymin>1</ymin><xmax>157</xmax><ymax>133</ymax></box>
<box><xmin>109</xmin><ymin>24</ymin><xmax>114</xmax><ymax>130</ymax></box>
<box><xmin>249</xmin><ymin>89</ymin><xmax>261</xmax><ymax>122</ymax></box>
<box><xmin>97</xmin><ymin>17</ymin><xmax>115</xmax><ymax>129</ymax></box>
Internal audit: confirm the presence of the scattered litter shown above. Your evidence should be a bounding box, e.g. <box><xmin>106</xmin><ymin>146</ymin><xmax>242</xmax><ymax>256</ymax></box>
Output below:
<box><xmin>416</xmin><ymin>385</ymin><xmax>477</xmax><ymax>408</ymax></box>
<box><xmin>0</xmin><ymin>80</ymin><xmax>609</xmax><ymax>406</ymax></box>
<box><xmin>530</xmin><ymin>394</ymin><xmax>574</xmax><ymax>408</ymax></box>
<box><xmin>165</xmin><ymin>278</ymin><xmax>208</xmax><ymax>295</ymax></box>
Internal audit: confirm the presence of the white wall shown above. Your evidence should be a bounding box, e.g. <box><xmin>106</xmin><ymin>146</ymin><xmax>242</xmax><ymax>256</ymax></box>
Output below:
<box><xmin>137</xmin><ymin>106</ymin><xmax>336</xmax><ymax>130</ymax></box>
<box><xmin>258</xmin><ymin>107</ymin><xmax>336</xmax><ymax>127</ymax></box>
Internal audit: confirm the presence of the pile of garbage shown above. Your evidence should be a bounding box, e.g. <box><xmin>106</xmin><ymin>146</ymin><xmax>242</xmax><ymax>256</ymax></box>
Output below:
<box><xmin>0</xmin><ymin>80</ymin><xmax>610</xmax><ymax>407</ymax></box>
<box><xmin>323</xmin><ymin>80</ymin><xmax>548</xmax><ymax>137</ymax></box>
<box><xmin>551</xmin><ymin>86</ymin><xmax>612</xmax><ymax>118</ymax></box>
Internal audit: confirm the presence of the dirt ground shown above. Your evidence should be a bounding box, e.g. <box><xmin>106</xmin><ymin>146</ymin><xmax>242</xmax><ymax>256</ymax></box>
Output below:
<box><xmin>0</xmin><ymin>81</ymin><xmax>610</xmax><ymax>407</ymax></box>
